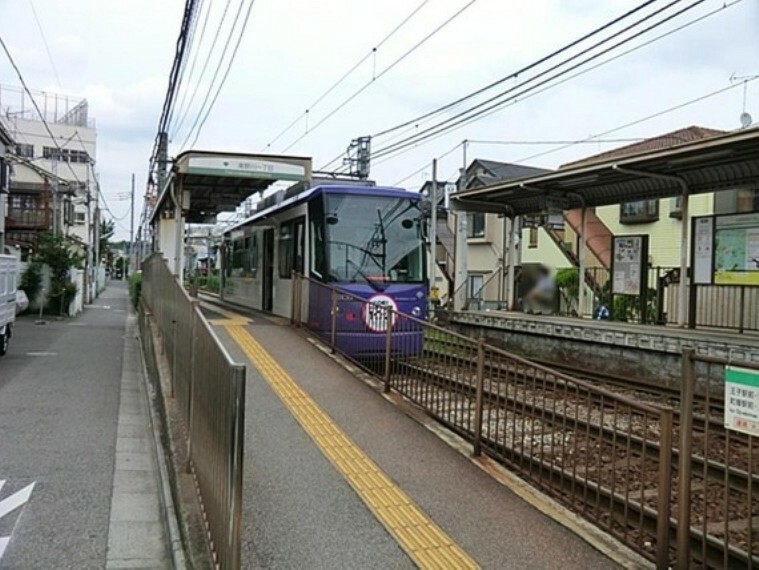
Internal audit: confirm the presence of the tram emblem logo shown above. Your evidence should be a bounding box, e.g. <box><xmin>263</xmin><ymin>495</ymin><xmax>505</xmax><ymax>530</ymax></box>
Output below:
<box><xmin>363</xmin><ymin>294</ymin><xmax>398</xmax><ymax>332</ymax></box>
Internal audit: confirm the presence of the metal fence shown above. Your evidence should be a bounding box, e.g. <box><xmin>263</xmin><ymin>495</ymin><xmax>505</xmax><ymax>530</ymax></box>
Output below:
<box><xmin>141</xmin><ymin>254</ymin><xmax>245</xmax><ymax>570</ymax></box>
<box><xmin>292</xmin><ymin>274</ymin><xmax>674</xmax><ymax>567</ymax></box>
<box><xmin>676</xmin><ymin>351</ymin><xmax>759</xmax><ymax>569</ymax></box>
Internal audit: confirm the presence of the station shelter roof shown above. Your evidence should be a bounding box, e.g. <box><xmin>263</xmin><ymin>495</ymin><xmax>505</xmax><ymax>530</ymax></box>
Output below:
<box><xmin>151</xmin><ymin>150</ymin><xmax>312</xmax><ymax>224</ymax></box>
<box><xmin>451</xmin><ymin>126</ymin><xmax>759</xmax><ymax>216</ymax></box>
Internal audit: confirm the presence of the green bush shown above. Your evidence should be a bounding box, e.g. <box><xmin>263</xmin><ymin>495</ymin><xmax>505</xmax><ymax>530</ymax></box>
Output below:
<box><xmin>20</xmin><ymin>262</ymin><xmax>43</xmax><ymax>305</ymax></box>
<box><xmin>198</xmin><ymin>274</ymin><xmax>220</xmax><ymax>293</ymax></box>
<box><xmin>555</xmin><ymin>268</ymin><xmax>579</xmax><ymax>301</ymax></box>
<box><xmin>129</xmin><ymin>272</ymin><xmax>142</xmax><ymax>309</ymax></box>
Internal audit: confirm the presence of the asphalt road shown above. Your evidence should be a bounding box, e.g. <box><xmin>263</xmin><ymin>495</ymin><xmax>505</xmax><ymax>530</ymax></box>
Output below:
<box><xmin>0</xmin><ymin>284</ymin><xmax>127</xmax><ymax>569</ymax></box>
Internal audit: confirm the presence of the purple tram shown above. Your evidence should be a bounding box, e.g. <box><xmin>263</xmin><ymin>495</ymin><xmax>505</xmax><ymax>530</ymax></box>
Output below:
<box><xmin>222</xmin><ymin>184</ymin><xmax>427</xmax><ymax>358</ymax></box>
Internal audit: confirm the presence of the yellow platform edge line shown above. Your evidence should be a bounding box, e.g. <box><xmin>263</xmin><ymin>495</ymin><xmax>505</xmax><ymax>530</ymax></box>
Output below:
<box><xmin>224</xmin><ymin>324</ymin><xmax>479</xmax><ymax>570</ymax></box>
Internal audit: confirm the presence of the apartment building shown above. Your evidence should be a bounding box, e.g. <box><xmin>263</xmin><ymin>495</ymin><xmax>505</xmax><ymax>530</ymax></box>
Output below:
<box><xmin>0</xmin><ymin>120</ymin><xmax>13</xmax><ymax>251</ymax></box>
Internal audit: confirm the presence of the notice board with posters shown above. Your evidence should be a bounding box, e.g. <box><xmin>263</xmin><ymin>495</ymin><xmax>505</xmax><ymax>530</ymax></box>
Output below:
<box><xmin>611</xmin><ymin>235</ymin><xmax>649</xmax><ymax>296</ymax></box>
<box><xmin>692</xmin><ymin>212</ymin><xmax>759</xmax><ymax>286</ymax></box>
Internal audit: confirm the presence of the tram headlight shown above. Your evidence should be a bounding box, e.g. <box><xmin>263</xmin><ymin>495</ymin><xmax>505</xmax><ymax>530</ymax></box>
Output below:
<box><xmin>411</xmin><ymin>306</ymin><xmax>422</xmax><ymax>317</ymax></box>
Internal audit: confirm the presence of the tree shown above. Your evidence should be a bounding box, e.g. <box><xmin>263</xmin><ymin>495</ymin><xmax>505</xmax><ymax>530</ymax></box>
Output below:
<box><xmin>34</xmin><ymin>232</ymin><xmax>84</xmax><ymax>314</ymax></box>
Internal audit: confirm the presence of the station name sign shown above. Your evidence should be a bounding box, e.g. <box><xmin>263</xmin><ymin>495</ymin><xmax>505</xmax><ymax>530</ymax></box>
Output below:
<box><xmin>186</xmin><ymin>156</ymin><xmax>308</xmax><ymax>181</ymax></box>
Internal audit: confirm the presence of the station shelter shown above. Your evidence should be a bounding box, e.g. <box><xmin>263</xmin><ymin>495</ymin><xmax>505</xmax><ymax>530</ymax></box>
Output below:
<box><xmin>149</xmin><ymin>151</ymin><xmax>312</xmax><ymax>281</ymax></box>
<box><xmin>450</xmin><ymin>126</ymin><xmax>759</xmax><ymax>330</ymax></box>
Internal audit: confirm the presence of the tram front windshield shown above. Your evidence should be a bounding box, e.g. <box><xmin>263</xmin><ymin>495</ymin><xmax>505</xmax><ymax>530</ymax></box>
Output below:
<box><xmin>325</xmin><ymin>194</ymin><xmax>424</xmax><ymax>286</ymax></box>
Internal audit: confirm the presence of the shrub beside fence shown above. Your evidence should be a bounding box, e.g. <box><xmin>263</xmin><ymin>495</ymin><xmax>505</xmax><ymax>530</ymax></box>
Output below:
<box><xmin>141</xmin><ymin>254</ymin><xmax>245</xmax><ymax>570</ymax></box>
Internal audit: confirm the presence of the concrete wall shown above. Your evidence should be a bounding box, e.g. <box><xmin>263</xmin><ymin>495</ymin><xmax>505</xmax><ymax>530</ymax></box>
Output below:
<box><xmin>448</xmin><ymin>311</ymin><xmax>759</xmax><ymax>387</ymax></box>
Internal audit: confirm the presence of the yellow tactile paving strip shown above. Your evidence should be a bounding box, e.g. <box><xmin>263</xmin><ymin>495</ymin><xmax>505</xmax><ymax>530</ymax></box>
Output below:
<box><xmin>225</xmin><ymin>324</ymin><xmax>479</xmax><ymax>570</ymax></box>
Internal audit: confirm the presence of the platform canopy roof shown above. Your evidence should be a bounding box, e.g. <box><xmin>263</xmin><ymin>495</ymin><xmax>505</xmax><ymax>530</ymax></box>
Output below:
<box><xmin>151</xmin><ymin>150</ymin><xmax>312</xmax><ymax>223</ymax></box>
<box><xmin>451</xmin><ymin>126</ymin><xmax>759</xmax><ymax>215</ymax></box>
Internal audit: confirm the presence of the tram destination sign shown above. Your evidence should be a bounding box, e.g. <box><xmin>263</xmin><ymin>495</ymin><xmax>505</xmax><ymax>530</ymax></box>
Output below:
<box><xmin>725</xmin><ymin>365</ymin><xmax>759</xmax><ymax>436</ymax></box>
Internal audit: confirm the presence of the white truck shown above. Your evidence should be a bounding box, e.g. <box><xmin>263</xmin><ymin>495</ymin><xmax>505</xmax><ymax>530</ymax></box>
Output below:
<box><xmin>0</xmin><ymin>253</ymin><xmax>18</xmax><ymax>356</ymax></box>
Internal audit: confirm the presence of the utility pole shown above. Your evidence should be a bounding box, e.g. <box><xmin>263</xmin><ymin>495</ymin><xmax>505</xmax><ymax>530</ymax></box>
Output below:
<box><xmin>51</xmin><ymin>153</ymin><xmax>59</xmax><ymax>235</ymax></box>
<box><xmin>429</xmin><ymin>159</ymin><xmax>438</xmax><ymax>299</ymax></box>
<box><xmin>128</xmin><ymin>173</ymin><xmax>135</xmax><ymax>278</ymax></box>
<box><xmin>156</xmin><ymin>132</ymin><xmax>169</xmax><ymax>194</ymax></box>
<box><xmin>453</xmin><ymin>141</ymin><xmax>468</xmax><ymax>311</ymax></box>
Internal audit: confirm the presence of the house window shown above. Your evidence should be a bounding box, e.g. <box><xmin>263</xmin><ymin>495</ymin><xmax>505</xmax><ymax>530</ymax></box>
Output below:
<box><xmin>468</xmin><ymin>273</ymin><xmax>485</xmax><ymax>299</ymax></box>
<box><xmin>42</xmin><ymin>146</ymin><xmax>90</xmax><ymax>163</ymax></box>
<box><xmin>14</xmin><ymin>143</ymin><xmax>34</xmax><ymax>158</ymax></box>
<box><xmin>529</xmin><ymin>227</ymin><xmax>538</xmax><ymax>248</ymax></box>
<box><xmin>74</xmin><ymin>211</ymin><xmax>86</xmax><ymax>225</ymax></box>
<box><xmin>620</xmin><ymin>200</ymin><xmax>659</xmax><ymax>223</ymax></box>
<box><xmin>737</xmin><ymin>188</ymin><xmax>759</xmax><ymax>213</ymax></box>
<box><xmin>467</xmin><ymin>212</ymin><xmax>485</xmax><ymax>238</ymax></box>
<box><xmin>669</xmin><ymin>195</ymin><xmax>683</xmax><ymax>219</ymax></box>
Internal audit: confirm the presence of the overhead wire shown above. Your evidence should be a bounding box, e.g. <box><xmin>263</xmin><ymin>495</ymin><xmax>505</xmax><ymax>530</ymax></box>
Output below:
<box><xmin>171</xmin><ymin>0</ymin><xmax>232</xmax><ymax>140</ymax></box>
<box><xmin>263</xmin><ymin>0</ymin><xmax>430</xmax><ymax>151</ymax></box>
<box><xmin>185</xmin><ymin>0</ymin><xmax>257</xmax><ymax>149</ymax></box>
<box><xmin>514</xmin><ymin>76</ymin><xmax>759</xmax><ymax>164</ymax></box>
<box><xmin>371</xmin><ymin>0</ymin><xmax>738</xmax><ymax>163</ymax></box>
<box><xmin>319</xmin><ymin>0</ymin><xmax>667</xmax><ymax>171</ymax></box>
<box><xmin>167</xmin><ymin>0</ymin><xmax>207</xmax><ymax>132</ymax></box>
<box><xmin>27</xmin><ymin>0</ymin><xmax>63</xmax><ymax>91</ymax></box>
<box><xmin>180</xmin><ymin>0</ymin><xmax>255</xmax><ymax>150</ymax></box>
<box><xmin>388</xmin><ymin>77</ymin><xmax>756</xmax><ymax>189</ymax></box>
<box><xmin>373</xmin><ymin>0</ymin><xmax>659</xmax><ymax>139</ymax></box>
<box><xmin>280</xmin><ymin>0</ymin><xmax>480</xmax><ymax>153</ymax></box>
<box><xmin>371</xmin><ymin>0</ymin><xmax>705</xmax><ymax>159</ymax></box>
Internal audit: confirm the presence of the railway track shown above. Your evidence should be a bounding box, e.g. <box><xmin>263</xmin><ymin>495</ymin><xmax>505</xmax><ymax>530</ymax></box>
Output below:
<box><xmin>383</xmin><ymin>346</ymin><xmax>758</xmax><ymax>568</ymax></box>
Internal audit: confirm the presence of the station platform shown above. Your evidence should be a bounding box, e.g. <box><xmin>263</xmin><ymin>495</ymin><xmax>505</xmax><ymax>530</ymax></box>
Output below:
<box><xmin>200</xmin><ymin>302</ymin><xmax>624</xmax><ymax>569</ymax></box>
<box><xmin>447</xmin><ymin>310</ymin><xmax>759</xmax><ymax>383</ymax></box>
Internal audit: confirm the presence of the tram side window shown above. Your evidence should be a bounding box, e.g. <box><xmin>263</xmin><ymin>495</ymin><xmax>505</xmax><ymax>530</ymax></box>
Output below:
<box><xmin>231</xmin><ymin>234</ymin><xmax>257</xmax><ymax>277</ymax></box>
<box><xmin>278</xmin><ymin>218</ymin><xmax>305</xmax><ymax>279</ymax></box>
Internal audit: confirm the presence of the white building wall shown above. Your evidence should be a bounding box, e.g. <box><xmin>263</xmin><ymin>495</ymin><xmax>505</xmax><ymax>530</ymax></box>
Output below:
<box><xmin>596</xmin><ymin>194</ymin><xmax>714</xmax><ymax>267</ymax></box>
<box><xmin>2</xmin><ymin>115</ymin><xmax>97</xmax><ymax>247</ymax></box>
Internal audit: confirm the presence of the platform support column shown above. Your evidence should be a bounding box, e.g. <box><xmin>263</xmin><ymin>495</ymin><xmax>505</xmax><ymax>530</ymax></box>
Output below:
<box><xmin>578</xmin><ymin>205</ymin><xmax>587</xmax><ymax>318</ymax></box>
<box><xmin>507</xmin><ymin>217</ymin><xmax>518</xmax><ymax>310</ymax></box>
<box><xmin>678</xmin><ymin>188</ymin><xmax>689</xmax><ymax>327</ymax></box>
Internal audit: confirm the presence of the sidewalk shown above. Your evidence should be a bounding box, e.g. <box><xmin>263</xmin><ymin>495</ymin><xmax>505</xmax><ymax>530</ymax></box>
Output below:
<box><xmin>206</xmin><ymin>304</ymin><xmax>622</xmax><ymax>569</ymax></box>
<box><xmin>0</xmin><ymin>283</ymin><xmax>172</xmax><ymax>569</ymax></box>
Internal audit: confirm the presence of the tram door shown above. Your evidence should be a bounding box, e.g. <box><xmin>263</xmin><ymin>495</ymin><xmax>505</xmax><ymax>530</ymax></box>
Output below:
<box><xmin>262</xmin><ymin>228</ymin><xmax>274</xmax><ymax>312</ymax></box>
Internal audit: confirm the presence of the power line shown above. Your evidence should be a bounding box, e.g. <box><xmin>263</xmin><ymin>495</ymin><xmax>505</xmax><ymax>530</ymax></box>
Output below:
<box><xmin>371</xmin><ymin>0</ymin><xmax>736</xmax><ymax>162</ymax></box>
<box><xmin>373</xmin><ymin>0</ymin><xmax>659</xmax><ymax>139</ymax></box>
<box><xmin>389</xmin><ymin>77</ymin><xmax>756</xmax><ymax>189</ymax></box>
<box><xmin>180</xmin><ymin>0</ymin><xmax>253</xmax><ymax>150</ymax></box>
<box><xmin>371</xmin><ymin>0</ymin><xmax>704</xmax><ymax>159</ymax></box>
<box><xmin>171</xmin><ymin>0</ymin><xmax>223</xmax><ymax>139</ymax></box>
<box><xmin>467</xmin><ymin>138</ymin><xmax>647</xmax><ymax>145</ymax></box>
<box><xmin>184</xmin><ymin>0</ymin><xmax>257</xmax><ymax>150</ymax></box>
<box><xmin>0</xmin><ymin>33</ymin><xmax>83</xmax><ymax>187</ymax></box>
<box><xmin>280</xmin><ymin>0</ymin><xmax>480</xmax><ymax>153</ymax></box>
<box><xmin>167</xmin><ymin>0</ymin><xmax>206</xmax><ymax>132</ymax></box>
<box><xmin>319</xmin><ymin>0</ymin><xmax>667</xmax><ymax>171</ymax></box>
<box><xmin>514</xmin><ymin>77</ymin><xmax>759</xmax><ymax>164</ymax></box>
<box><xmin>148</xmin><ymin>0</ymin><xmax>199</xmax><ymax>169</ymax></box>
<box><xmin>27</xmin><ymin>0</ymin><xmax>63</xmax><ymax>91</ymax></box>
<box><xmin>263</xmin><ymin>0</ymin><xmax>430</xmax><ymax>151</ymax></box>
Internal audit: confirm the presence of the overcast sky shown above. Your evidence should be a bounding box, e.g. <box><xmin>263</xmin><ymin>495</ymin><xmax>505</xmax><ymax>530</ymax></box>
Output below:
<box><xmin>1</xmin><ymin>0</ymin><xmax>757</xmax><ymax>239</ymax></box>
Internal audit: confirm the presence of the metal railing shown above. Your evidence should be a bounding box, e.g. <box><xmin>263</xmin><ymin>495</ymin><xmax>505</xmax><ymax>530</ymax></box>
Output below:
<box><xmin>292</xmin><ymin>273</ymin><xmax>674</xmax><ymax>567</ymax></box>
<box><xmin>141</xmin><ymin>254</ymin><xmax>245</xmax><ymax>570</ymax></box>
<box><xmin>676</xmin><ymin>351</ymin><xmax>759</xmax><ymax>569</ymax></box>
